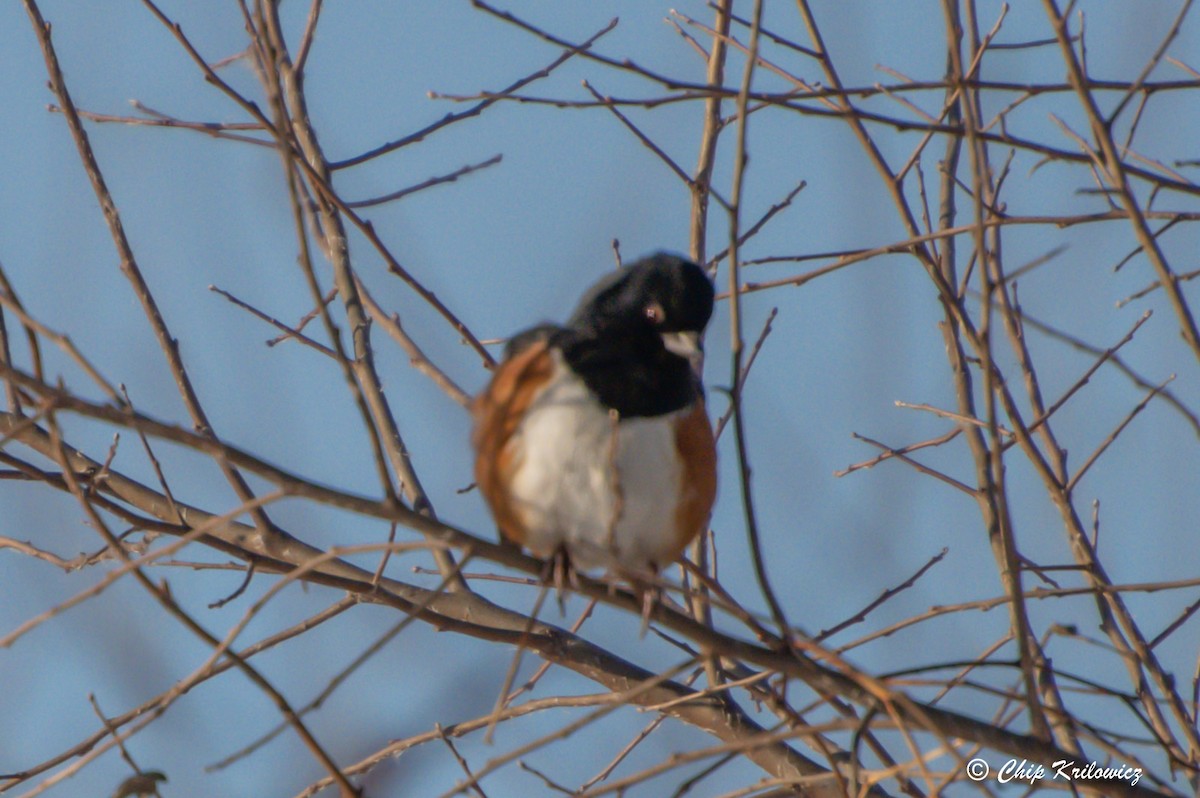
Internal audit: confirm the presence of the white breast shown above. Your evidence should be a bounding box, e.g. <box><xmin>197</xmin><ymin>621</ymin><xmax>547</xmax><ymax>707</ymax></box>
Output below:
<box><xmin>505</xmin><ymin>351</ymin><xmax>686</xmax><ymax>573</ymax></box>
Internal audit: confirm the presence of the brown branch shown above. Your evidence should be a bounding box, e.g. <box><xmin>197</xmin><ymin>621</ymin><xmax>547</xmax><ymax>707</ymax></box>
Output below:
<box><xmin>1066</xmin><ymin>376</ymin><xmax>1174</xmax><ymax>493</ymax></box>
<box><xmin>2</xmin><ymin>397</ymin><xmax>1175</xmax><ymax>795</ymax></box>
<box><xmin>209</xmin><ymin>284</ymin><xmax>338</xmax><ymax>358</ymax></box>
<box><xmin>345</xmin><ymin>153</ymin><xmax>503</xmax><ymax>209</ymax></box>
<box><xmin>847</xmin><ymin>432</ymin><xmax>976</xmax><ymax>496</ymax></box>
<box><xmin>835</xmin><ymin>429</ymin><xmax>962</xmax><ymax>478</ymax></box>
<box><xmin>816</xmin><ymin>548</ymin><xmax>950</xmax><ymax>642</ymax></box>
<box><xmin>336</xmin><ymin>16</ymin><xmax>618</xmax><ymax>169</ymax></box>
<box><xmin>1044</xmin><ymin>0</ymin><xmax>1200</xmax><ymax>362</ymax></box>
<box><xmin>583</xmin><ymin>80</ymin><xmax>696</xmax><ymax>192</ymax></box>
<box><xmin>25</xmin><ymin>0</ymin><xmax>279</xmax><ymax>567</ymax></box>
<box><xmin>356</xmin><ymin>277</ymin><xmax>471</xmax><ymax>407</ymax></box>
<box><xmin>53</xmin><ymin>102</ymin><xmax>272</xmax><ymax>147</ymax></box>
<box><xmin>43</xmin><ymin>410</ymin><xmax>358</xmax><ymax>796</ymax></box>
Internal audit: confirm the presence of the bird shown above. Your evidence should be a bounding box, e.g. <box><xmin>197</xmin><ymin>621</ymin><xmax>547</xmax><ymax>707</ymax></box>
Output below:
<box><xmin>111</xmin><ymin>771</ymin><xmax>167</xmax><ymax>798</ymax></box>
<box><xmin>472</xmin><ymin>252</ymin><xmax>717</xmax><ymax>583</ymax></box>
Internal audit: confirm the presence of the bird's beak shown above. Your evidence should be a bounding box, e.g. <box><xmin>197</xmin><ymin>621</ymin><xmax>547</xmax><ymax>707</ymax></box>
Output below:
<box><xmin>661</xmin><ymin>331</ymin><xmax>704</xmax><ymax>376</ymax></box>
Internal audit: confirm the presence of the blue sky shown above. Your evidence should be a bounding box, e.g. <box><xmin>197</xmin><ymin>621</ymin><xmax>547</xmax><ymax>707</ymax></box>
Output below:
<box><xmin>3</xmin><ymin>2</ymin><xmax>1199</xmax><ymax>796</ymax></box>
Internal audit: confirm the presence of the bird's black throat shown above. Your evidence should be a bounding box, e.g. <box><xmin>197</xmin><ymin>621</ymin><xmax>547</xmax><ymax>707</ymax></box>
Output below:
<box><xmin>557</xmin><ymin>328</ymin><xmax>700</xmax><ymax>419</ymax></box>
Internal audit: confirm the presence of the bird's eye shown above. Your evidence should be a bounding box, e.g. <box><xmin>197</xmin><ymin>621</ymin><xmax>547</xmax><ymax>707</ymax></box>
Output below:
<box><xmin>644</xmin><ymin>303</ymin><xmax>664</xmax><ymax>324</ymax></box>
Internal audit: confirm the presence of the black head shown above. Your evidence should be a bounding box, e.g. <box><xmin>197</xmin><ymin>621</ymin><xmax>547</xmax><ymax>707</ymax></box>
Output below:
<box><xmin>568</xmin><ymin>253</ymin><xmax>714</xmax><ymax>338</ymax></box>
<box><xmin>558</xmin><ymin>253</ymin><xmax>715</xmax><ymax>418</ymax></box>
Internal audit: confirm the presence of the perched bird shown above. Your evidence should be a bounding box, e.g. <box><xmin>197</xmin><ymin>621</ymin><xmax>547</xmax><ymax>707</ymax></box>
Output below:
<box><xmin>472</xmin><ymin>253</ymin><xmax>717</xmax><ymax>579</ymax></box>
<box><xmin>111</xmin><ymin>771</ymin><xmax>167</xmax><ymax>798</ymax></box>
